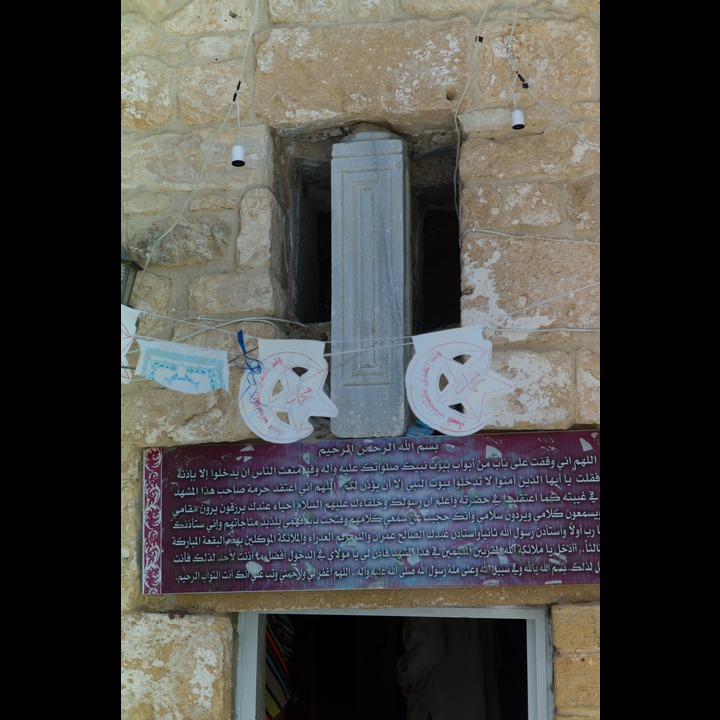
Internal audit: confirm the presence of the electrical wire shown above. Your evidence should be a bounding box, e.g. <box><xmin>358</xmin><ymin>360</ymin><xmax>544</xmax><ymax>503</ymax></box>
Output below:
<box><xmin>131</xmin><ymin>0</ymin><xmax>261</xmax><ymax>273</ymax></box>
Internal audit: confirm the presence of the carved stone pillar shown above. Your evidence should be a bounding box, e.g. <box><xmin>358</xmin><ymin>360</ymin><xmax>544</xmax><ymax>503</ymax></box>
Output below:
<box><xmin>330</xmin><ymin>125</ymin><xmax>411</xmax><ymax>438</ymax></box>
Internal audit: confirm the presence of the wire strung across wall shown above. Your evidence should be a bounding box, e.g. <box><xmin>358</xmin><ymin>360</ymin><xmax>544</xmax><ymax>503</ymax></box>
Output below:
<box><xmin>122</xmin><ymin>272</ymin><xmax>599</xmax><ymax>374</ymax></box>
<box><xmin>122</xmin><ymin>2</ymin><xmax>600</xmax><ymax>376</ymax></box>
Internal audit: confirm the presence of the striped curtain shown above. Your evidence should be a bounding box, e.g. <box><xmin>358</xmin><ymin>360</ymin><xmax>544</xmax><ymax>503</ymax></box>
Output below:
<box><xmin>265</xmin><ymin>614</ymin><xmax>295</xmax><ymax>720</ymax></box>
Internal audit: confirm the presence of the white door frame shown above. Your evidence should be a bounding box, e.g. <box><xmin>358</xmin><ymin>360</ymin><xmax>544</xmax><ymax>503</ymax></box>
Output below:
<box><xmin>234</xmin><ymin>605</ymin><xmax>553</xmax><ymax>720</ymax></box>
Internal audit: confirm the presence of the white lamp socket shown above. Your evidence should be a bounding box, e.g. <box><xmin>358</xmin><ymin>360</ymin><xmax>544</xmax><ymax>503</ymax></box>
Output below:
<box><xmin>511</xmin><ymin>109</ymin><xmax>525</xmax><ymax>130</ymax></box>
<box><xmin>231</xmin><ymin>144</ymin><xmax>245</xmax><ymax>167</ymax></box>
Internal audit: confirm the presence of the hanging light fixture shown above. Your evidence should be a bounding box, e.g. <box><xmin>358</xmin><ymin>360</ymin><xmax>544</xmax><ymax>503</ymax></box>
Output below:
<box><xmin>121</xmin><ymin>245</ymin><xmax>143</xmax><ymax>307</ymax></box>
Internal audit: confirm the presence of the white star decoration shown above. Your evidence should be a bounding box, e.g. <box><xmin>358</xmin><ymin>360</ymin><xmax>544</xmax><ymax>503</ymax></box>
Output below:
<box><xmin>239</xmin><ymin>339</ymin><xmax>338</xmax><ymax>443</ymax></box>
<box><xmin>405</xmin><ymin>325</ymin><xmax>514</xmax><ymax>436</ymax></box>
<box><xmin>263</xmin><ymin>362</ymin><xmax>337</xmax><ymax>431</ymax></box>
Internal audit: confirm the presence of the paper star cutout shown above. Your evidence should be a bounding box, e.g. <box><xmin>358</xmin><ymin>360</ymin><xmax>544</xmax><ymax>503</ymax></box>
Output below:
<box><xmin>264</xmin><ymin>363</ymin><xmax>338</xmax><ymax>433</ymax></box>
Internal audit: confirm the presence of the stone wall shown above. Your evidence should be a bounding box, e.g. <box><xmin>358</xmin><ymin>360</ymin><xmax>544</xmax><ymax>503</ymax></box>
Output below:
<box><xmin>121</xmin><ymin>1</ymin><xmax>600</xmax><ymax>718</ymax></box>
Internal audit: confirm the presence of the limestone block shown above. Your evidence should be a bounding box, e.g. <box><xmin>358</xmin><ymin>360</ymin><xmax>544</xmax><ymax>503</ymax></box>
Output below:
<box><xmin>131</xmin><ymin>272</ymin><xmax>173</xmax><ymax>339</ymax></box>
<box><xmin>122</xmin><ymin>133</ymin><xmax>205</xmax><ymax>193</ymax></box>
<box><xmin>161</xmin><ymin>0</ymin><xmax>255</xmax><ymax>35</ymax></box>
<box><xmin>123</xmin><ymin>193</ymin><xmax>172</xmax><ymax>216</ymax></box>
<box><xmin>269</xmin><ymin>0</ymin><xmax>343</xmax><ymax>23</ymax></box>
<box><xmin>399</xmin><ymin>0</ymin><xmax>491</xmax><ymax>17</ymax></box>
<box><xmin>470</xmin><ymin>18</ymin><xmax>598</xmax><ymax>105</ymax></box>
<box><xmin>349</xmin><ymin>0</ymin><xmax>396</xmax><ymax>21</ymax></box>
<box><xmin>189</xmin><ymin>269</ymin><xmax>284</xmax><ymax>317</ymax></box>
<box><xmin>552</xmin><ymin>603</ymin><xmax>600</xmax><ymax>651</ymax></box>
<box><xmin>576</xmin><ymin>348</ymin><xmax>599</xmax><ymax>425</ymax></box>
<box><xmin>121</xmin><ymin>126</ymin><xmax>273</xmax><ymax>195</ymax></box>
<box><xmin>121</xmin><ymin>443</ymin><xmax>142</xmax><ymax>614</ymax></box>
<box><xmin>121</xmin><ymin>0</ymin><xmax>173</xmax><ymax>17</ymax></box>
<box><xmin>565</xmin><ymin>177</ymin><xmax>600</xmax><ymax>231</ymax></box>
<box><xmin>460</xmin><ymin>232</ymin><xmax>599</xmax><ymax>331</ymax></box>
<box><xmin>129</xmin><ymin>216</ymin><xmax>231</xmax><ymax>268</ymax></box>
<box><xmin>120</xmin><ymin>379</ymin><xmax>246</xmax><ymax>446</ymax></box>
<box><xmin>460</xmin><ymin>181</ymin><xmax>563</xmax><ymax>233</ymax></box>
<box><xmin>237</xmin><ymin>188</ymin><xmax>283</xmax><ymax>270</ymax></box>
<box><xmin>121</xmin><ymin>13</ymin><xmax>158</xmax><ymax>57</ymax></box>
<box><xmin>551</xmin><ymin>0</ymin><xmax>601</xmax><ymax>13</ymax></box>
<box><xmin>189</xmin><ymin>194</ymin><xmax>240</xmax><ymax>212</ymax></box>
<box><xmin>121</xmin><ymin>612</ymin><xmax>233</xmax><ymax>720</ymax></box>
<box><xmin>188</xmin><ymin>35</ymin><xmax>248</xmax><ymax>58</ymax></box>
<box><xmin>254</xmin><ymin>20</ymin><xmax>469</xmax><ymax>132</ymax></box>
<box><xmin>170</xmin><ymin>320</ymin><xmax>283</xmax><ymax>352</ymax></box>
<box><xmin>459</xmin><ymin>123</ymin><xmax>600</xmax><ymax>181</ymax></box>
<box><xmin>461</xmin><ymin>232</ymin><xmax>600</xmax><ymax>330</ymax></box>
<box><xmin>121</xmin><ymin>57</ymin><xmax>173</xmax><ymax>129</ymax></box>
<box><xmin>553</xmin><ymin>653</ymin><xmax>600</xmax><ymax>708</ymax></box>
<box><xmin>484</xmin><ymin>349</ymin><xmax>574</xmax><ymax>429</ymax></box>
<box><xmin>178</xmin><ymin>61</ymin><xmax>249</xmax><ymax>126</ymax></box>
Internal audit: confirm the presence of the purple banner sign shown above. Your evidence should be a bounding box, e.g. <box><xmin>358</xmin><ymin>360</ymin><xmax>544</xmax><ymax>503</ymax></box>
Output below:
<box><xmin>143</xmin><ymin>430</ymin><xmax>600</xmax><ymax>594</ymax></box>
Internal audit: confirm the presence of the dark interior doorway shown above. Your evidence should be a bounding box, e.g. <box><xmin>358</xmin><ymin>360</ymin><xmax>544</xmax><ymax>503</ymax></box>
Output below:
<box><xmin>278</xmin><ymin>615</ymin><xmax>528</xmax><ymax>720</ymax></box>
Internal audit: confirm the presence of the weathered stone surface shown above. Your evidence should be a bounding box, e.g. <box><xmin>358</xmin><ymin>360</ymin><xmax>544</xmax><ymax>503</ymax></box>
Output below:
<box><xmin>122</xmin><ymin>132</ymin><xmax>207</xmax><ymax>193</ymax></box>
<box><xmin>399</xmin><ymin>0</ymin><xmax>492</xmax><ymax>16</ymax></box>
<box><xmin>460</xmin><ymin>234</ymin><xmax>599</xmax><ymax>332</ymax></box>
<box><xmin>189</xmin><ymin>269</ymin><xmax>286</xmax><ymax>317</ymax></box>
<box><xmin>459</xmin><ymin>123</ymin><xmax>600</xmax><ymax>181</ymax></box>
<box><xmin>236</xmin><ymin>188</ymin><xmax>283</xmax><ymax>270</ymax></box>
<box><xmin>459</xmin><ymin>104</ymin><xmax>600</xmax><ymax>137</ymax></box>
<box><xmin>121</xmin><ymin>443</ymin><xmax>142</xmax><ymax>614</ymax></box>
<box><xmin>121</xmin><ymin>379</ymin><xmax>246</xmax><ymax>446</ymax></box>
<box><xmin>460</xmin><ymin>181</ymin><xmax>564</xmax><ymax>231</ymax></box>
<box><xmin>121</xmin><ymin>13</ymin><xmax>159</xmax><ymax>57</ymax></box>
<box><xmin>402</xmin><ymin>0</ymin><xmax>600</xmax><ymax>17</ymax></box>
<box><xmin>121</xmin><ymin>0</ymin><xmax>175</xmax><ymax>17</ymax></box>
<box><xmin>121</xmin><ymin>126</ymin><xmax>273</xmax><ymax>194</ymax></box>
<box><xmin>576</xmin><ymin>347</ymin><xmax>600</xmax><ymax>425</ymax></box>
<box><xmin>552</xmin><ymin>603</ymin><xmax>600</xmax><ymax>651</ymax></box>
<box><xmin>254</xmin><ymin>20</ymin><xmax>469</xmax><ymax>132</ymax></box>
<box><xmin>121</xmin><ymin>57</ymin><xmax>174</xmax><ymax>129</ymax></box>
<box><xmin>131</xmin><ymin>272</ymin><xmax>173</xmax><ymax>339</ymax></box>
<box><xmin>188</xmin><ymin>35</ymin><xmax>247</xmax><ymax>58</ymax></box>
<box><xmin>470</xmin><ymin>19</ymin><xmax>598</xmax><ymax>104</ymax></box>
<box><xmin>565</xmin><ymin>177</ymin><xmax>600</xmax><ymax>231</ymax></box>
<box><xmin>123</xmin><ymin>192</ymin><xmax>172</xmax><ymax>216</ymax></box>
<box><xmin>349</xmin><ymin>0</ymin><xmax>396</xmax><ymax>20</ymax></box>
<box><xmin>487</xmin><ymin>349</ymin><xmax>574</xmax><ymax>428</ymax></box>
<box><xmin>121</xmin><ymin>612</ymin><xmax>234</xmax><ymax>720</ymax></box>
<box><xmin>170</xmin><ymin>320</ymin><xmax>282</xmax><ymax>352</ymax></box>
<box><xmin>178</xmin><ymin>60</ymin><xmax>249</xmax><ymax>126</ymax></box>
<box><xmin>189</xmin><ymin>194</ymin><xmax>239</xmax><ymax>212</ymax></box>
<box><xmin>161</xmin><ymin>0</ymin><xmax>255</xmax><ymax>35</ymax></box>
<box><xmin>130</xmin><ymin>216</ymin><xmax>231</xmax><ymax>267</ymax></box>
<box><xmin>553</xmin><ymin>653</ymin><xmax>600</xmax><ymax>708</ymax></box>
<box><xmin>269</xmin><ymin>0</ymin><xmax>343</xmax><ymax>23</ymax></box>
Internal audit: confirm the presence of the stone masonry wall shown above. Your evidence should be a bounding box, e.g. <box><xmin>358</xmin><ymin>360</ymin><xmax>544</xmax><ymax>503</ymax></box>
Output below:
<box><xmin>121</xmin><ymin>1</ymin><xmax>600</xmax><ymax>718</ymax></box>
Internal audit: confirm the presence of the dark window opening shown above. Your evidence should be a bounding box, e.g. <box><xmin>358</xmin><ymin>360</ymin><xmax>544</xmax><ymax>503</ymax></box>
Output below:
<box><xmin>278</xmin><ymin>615</ymin><xmax>528</xmax><ymax>720</ymax></box>
<box><xmin>281</xmin><ymin>129</ymin><xmax>461</xmax><ymax>332</ymax></box>
<box><xmin>293</xmin><ymin>171</ymin><xmax>332</xmax><ymax>324</ymax></box>
<box><xmin>414</xmin><ymin>191</ymin><xmax>461</xmax><ymax>334</ymax></box>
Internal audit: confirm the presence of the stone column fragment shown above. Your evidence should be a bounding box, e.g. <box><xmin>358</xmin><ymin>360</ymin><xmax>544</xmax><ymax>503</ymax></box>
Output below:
<box><xmin>330</xmin><ymin>127</ymin><xmax>411</xmax><ymax>438</ymax></box>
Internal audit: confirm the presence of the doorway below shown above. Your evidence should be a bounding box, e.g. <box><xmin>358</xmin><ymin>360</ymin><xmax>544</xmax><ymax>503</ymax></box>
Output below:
<box><xmin>282</xmin><ymin>614</ymin><xmax>527</xmax><ymax>720</ymax></box>
<box><xmin>234</xmin><ymin>606</ymin><xmax>552</xmax><ymax>720</ymax></box>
